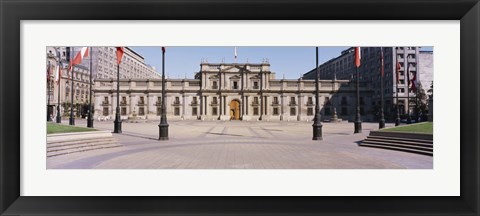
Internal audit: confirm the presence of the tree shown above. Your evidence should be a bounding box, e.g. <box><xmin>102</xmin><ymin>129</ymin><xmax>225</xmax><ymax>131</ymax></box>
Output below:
<box><xmin>415</xmin><ymin>83</ymin><xmax>429</xmax><ymax>121</ymax></box>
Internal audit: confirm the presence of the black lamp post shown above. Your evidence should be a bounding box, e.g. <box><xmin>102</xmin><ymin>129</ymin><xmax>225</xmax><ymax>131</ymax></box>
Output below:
<box><xmin>114</xmin><ymin>47</ymin><xmax>123</xmax><ymax>133</ymax></box>
<box><xmin>87</xmin><ymin>47</ymin><xmax>94</xmax><ymax>128</ymax></box>
<box><xmin>69</xmin><ymin>47</ymin><xmax>75</xmax><ymax>126</ymax></box>
<box><xmin>47</xmin><ymin>60</ymin><xmax>52</xmax><ymax>121</ymax></box>
<box><xmin>379</xmin><ymin>47</ymin><xmax>385</xmax><ymax>129</ymax></box>
<box><xmin>354</xmin><ymin>47</ymin><xmax>362</xmax><ymax>133</ymax></box>
<box><xmin>406</xmin><ymin>57</ymin><xmax>412</xmax><ymax>124</ymax></box>
<box><xmin>55</xmin><ymin>48</ymin><xmax>62</xmax><ymax>124</ymax></box>
<box><xmin>395</xmin><ymin>54</ymin><xmax>401</xmax><ymax>126</ymax></box>
<box><xmin>159</xmin><ymin>47</ymin><xmax>169</xmax><ymax>140</ymax></box>
<box><xmin>312</xmin><ymin>47</ymin><xmax>323</xmax><ymax>140</ymax></box>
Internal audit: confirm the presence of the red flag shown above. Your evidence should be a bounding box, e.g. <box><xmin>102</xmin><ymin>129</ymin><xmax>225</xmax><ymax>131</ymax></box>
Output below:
<box><xmin>55</xmin><ymin>63</ymin><xmax>62</xmax><ymax>85</ymax></box>
<box><xmin>72</xmin><ymin>47</ymin><xmax>89</xmax><ymax>65</ymax></box>
<box><xmin>380</xmin><ymin>47</ymin><xmax>384</xmax><ymax>77</ymax></box>
<box><xmin>354</xmin><ymin>47</ymin><xmax>361</xmax><ymax>68</ymax></box>
<box><xmin>116</xmin><ymin>47</ymin><xmax>124</xmax><ymax>65</ymax></box>
<box><xmin>396</xmin><ymin>55</ymin><xmax>401</xmax><ymax>84</ymax></box>
<box><xmin>410</xmin><ymin>72</ymin><xmax>417</xmax><ymax>92</ymax></box>
<box><xmin>162</xmin><ymin>47</ymin><xmax>166</xmax><ymax>53</ymax></box>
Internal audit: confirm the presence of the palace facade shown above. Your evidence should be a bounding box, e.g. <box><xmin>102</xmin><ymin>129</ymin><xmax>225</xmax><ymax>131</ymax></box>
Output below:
<box><xmin>93</xmin><ymin>62</ymin><xmax>375</xmax><ymax>122</ymax></box>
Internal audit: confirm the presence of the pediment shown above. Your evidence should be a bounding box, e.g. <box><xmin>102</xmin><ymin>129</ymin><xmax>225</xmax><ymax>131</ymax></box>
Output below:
<box><xmin>229</xmin><ymin>75</ymin><xmax>241</xmax><ymax>79</ymax></box>
<box><xmin>209</xmin><ymin>75</ymin><xmax>219</xmax><ymax>79</ymax></box>
<box><xmin>221</xmin><ymin>65</ymin><xmax>241</xmax><ymax>73</ymax></box>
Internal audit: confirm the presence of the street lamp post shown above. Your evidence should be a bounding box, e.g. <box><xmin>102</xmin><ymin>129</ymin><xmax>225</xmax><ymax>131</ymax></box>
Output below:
<box><xmin>55</xmin><ymin>48</ymin><xmax>62</xmax><ymax>124</ymax></box>
<box><xmin>395</xmin><ymin>54</ymin><xmax>401</xmax><ymax>126</ymax></box>
<box><xmin>47</xmin><ymin>60</ymin><xmax>52</xmax><ymax>121</ymax></box>
<box><xmin>113</xmin><ymin>63</ymin><xmax>122</xmax><ymax>133</ymax></box>
<box><xmin>87</xmin><ymin>47</ymin><xmax>94</xmax><ymax>128</ymax></box>
<box><xmin>312</xmin><ymin>47</ymin><xmax>323</xmax><ymax>140</ymax></box>
<box><xmin>379</xmin><ymin>47</ymin><xmax>386</xmax><ymax>129</ymax></box>
<box><xmin>354</xmin><ymin>47</ymin><xmax>362</xmax><ymax>133</ymax></box>
<box><xmin>159</xmin><ymin>47</ymin><xmax>169</xmax><ymax>140</ymax></box>
<box><xmin>69</xmin><ymin>47</ymin><xmax>75</xmax><ymax>126</ymax></box>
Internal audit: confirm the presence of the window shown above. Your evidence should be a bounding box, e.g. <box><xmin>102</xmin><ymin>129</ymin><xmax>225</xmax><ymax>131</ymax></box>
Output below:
<box><xmin>157</xmin><ymin>97</ymin><xmax>162</xmax><ymax>105</ymax></box>
<box><xmin>192</xmin><ymin>107</ymin><xmax>198</xmax><ymax>115</ymax></box>
<box><xmin>360</xmin><ymin>97</ymin><xmax>364</xmax><ymax>105</ymax></box>
<box><xmin>121</xmin><ymin>96</ymin><xmax>127</xmax><ymax>105</ymax></box>
<box><xmin>103</xmin><ymin>96</ymin><xmax>109</xmax><ymax>104</ymax></box>
<box><xmin>139</xmin><ymin>97</ymin><xmax>145</xmax><ymax>104</ymax></box>
<box><xmin>253</xmin><ymin>81</ymin><xmax>259</xmax><ymax>89</ymax></box>
<box><xmin>341</xmin><ymin>107</ymin><xmax>348</xmax><ymax>115</ymax></box>
<box><xmin>175</xmin><ymin>97</ymin><xmax>180</xmax><ymax>104</ymax></box>
<box><xmin>212</xmin><ymin>97</ymin><xmax>218</xmax><ymax>104</ymax></box>
<box><xmin>212</xmin><ymin>81</ymin><xmax>218</xmax><ymax>89</ymax></box>
<box><xmin>253</xmin><ymin>97</ymin><xmax>259</xmax><ymax>104</ymax></box>
<box><xmin>307</xmin><ymin>108</ymin><xmax>313</xmax><ymax>116</ymax></box>
<box><xmin>103</xmin><ymin>107</ymin><xmax>109</xmax><ymax>116</ymax></box>
<box><xmin>360</xmin><ymin>107</ymin><xmax>364</xmax><ymax>115</ymax></box>
<box><xmin>192</xmin><ymin>97</ymin><xmax>197</xmax><ymax>104</ymax></box>
<box><xmin>273</xmin><ymin>97</ymin><xmax>279</xmax><ymax>104</ymax></box>
<box><xmin>139</xmin><ymin>107</ymin><xmax>145</xmax><ymax>116</ymax></box>
<box><xmin>121</xmin><ymin>107</ymin><xmax>127</xmax><ymax>116</ymax></box>
<box><xmin>290</xmin><ymin>107</ymin><xmax>296</xmax><ymax>116</ymax></box>
<box><xmin>212</xmin><ymin>107</ymin><xmax>218</xmax><ymax>115</ymax></box>
<box><xmin>174</xmin><ymin>107</ymin><xmax>180</xmax><ymax>116</ymax></box>
<box><xmin>290</xmin><ymin>97</ymin><xmax>296</xmax><ymax>105</ymax></box>
<box><xmin>233</xmin><ymin>81</ymin><xmax>238</xmax><ymax>89</ymax></box>
<box><xmin>157</xmin><ymin>107</ymin><xmax>162</xmax><ymax>116</ymax></box>
<box><xmin>253</xmin><ymin>107</ymin><xmax>259</xmax><ymax>115</ymax></box>
<box><xmin>341</xmin><ymin>97</ymin><xmax>348</xmax><ymax>105</ymax></box>
<box><xmin>273</xmin><ymin>108</ymin><xmax>279</xmax><ymax>115</ymax></box>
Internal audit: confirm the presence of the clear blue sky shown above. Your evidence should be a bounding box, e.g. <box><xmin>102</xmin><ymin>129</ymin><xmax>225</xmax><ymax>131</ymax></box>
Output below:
<box><xmin>131</xmin><ymin>46</ymin><xmax>433</xmax><ymax>79</ymax></box>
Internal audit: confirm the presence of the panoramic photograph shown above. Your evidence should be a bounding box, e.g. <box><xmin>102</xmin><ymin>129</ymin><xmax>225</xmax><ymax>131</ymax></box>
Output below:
<box><xmin>45</xmin><ymin>46</ymin><xmax>433</xmax><ymax>169</ymax></box>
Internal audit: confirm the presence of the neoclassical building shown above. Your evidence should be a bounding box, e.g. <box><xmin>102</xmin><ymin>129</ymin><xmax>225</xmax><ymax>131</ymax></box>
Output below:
<box><xmin>93</xmin><ymin>62</ymin><xmax>374</xmax><ymax>122</ymax></box>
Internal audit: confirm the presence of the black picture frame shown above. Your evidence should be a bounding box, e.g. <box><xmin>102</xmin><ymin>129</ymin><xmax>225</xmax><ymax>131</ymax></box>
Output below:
<box><xmin>1</xmin><ymin>0</ymin><xmax>479</xmax><ymax>215</ymax></box>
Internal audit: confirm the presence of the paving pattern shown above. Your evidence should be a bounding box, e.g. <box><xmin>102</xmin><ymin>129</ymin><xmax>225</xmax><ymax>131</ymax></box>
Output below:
<box><xmin>47</xmin><ymin>119</ymin><xmax>433</xmax><ymax>169</ymax></box>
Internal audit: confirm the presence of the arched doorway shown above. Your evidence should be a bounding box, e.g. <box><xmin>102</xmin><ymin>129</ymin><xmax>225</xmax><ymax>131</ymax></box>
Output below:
<box><xmin>229</xmin><ymin>100</ymin><xmax>240</xmax><ymax>120</ymax></box>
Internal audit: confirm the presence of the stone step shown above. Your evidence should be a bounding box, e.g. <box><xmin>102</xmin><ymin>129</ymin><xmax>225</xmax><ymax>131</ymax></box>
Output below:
<box><xmin>47</xmin><ymin>139</ymin><xmax>120</xmax><ymax>152</ymax></box>
<box><xmin>367</xmin><ymin>135</ymin><xmax>433</xmax><ymax>144</ymax></box>
<box><xmin>361</xmin><ymin>140</ymin><xmax>433</xmax><ymax>152</ymax></box>
<box><xmin>365</xmin><ymin>137</ymin><xmax>433</xmax><ymax>147</ymax></box>
<box><xmin>47</xmin><ymin>143</ymin><xmax>122</xmax><ymax>157</ymax></box>
<box><xmin>47</xmin><ymin>137</ymin><xmax>117</xmax><ymax>148</ymax></box>
<box><xmin>359</xmin><ymin>143</ymin><xmax>433</xmax><ymax>156</ymax></box>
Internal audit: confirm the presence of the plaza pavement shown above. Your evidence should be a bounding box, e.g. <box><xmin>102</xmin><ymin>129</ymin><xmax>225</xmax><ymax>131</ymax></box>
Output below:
<box><xmin>47</xmin><ymin>119</ymin><xmax>433</xmax><ymax>169</ymax></box>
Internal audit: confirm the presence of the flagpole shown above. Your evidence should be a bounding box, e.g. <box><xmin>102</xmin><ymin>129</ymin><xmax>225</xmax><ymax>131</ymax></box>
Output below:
<box><xmin>87</xmin><ymin>47</ymin><xmax>94</xmax><ymax>128</ymax></box>
<box><xmin>69</xmin><ymin>47</ymin><xmax>75</xmax><ymax>126</ymax></box>
<box><xmin>114</xmin><ymin>48</ymin><xmax>122</xmax><ymax>133</ymax></box>
<box><xmin>379</xmin><ymin>47</ymin><xmax>385</xmax><ymax>129</ymax></box>
<box><xmin>312</xmin><ymin>47</ymin><xmax>323</xmax><ymax>140</ymax></box>
<box><xmin>159</xmin><ymin>47</ymin><xmax>169</xmax><ymax>140</ymax></box>
<box><xmin>406</xmin><ymin>54</ymin><xmax>412</xmax><ymax>124</ymax></box>
<box><xmin>56</xmin><ymin>48</ymin><xmax>62</xmax><ymax>123</ymax></box>
<box><xmin>354</xmin><ymin>47</ymin><xmax>362</xmax><ymax>133</ymax></box>
<box><xmin>395</xmin><ymin>53</ymin><xmax>400</xmax><ymax>126</ymax></box>
<box><xmin>47</xmin><ymin>60</ymin><xmax>52</xmax><ymax>121</ymax></box>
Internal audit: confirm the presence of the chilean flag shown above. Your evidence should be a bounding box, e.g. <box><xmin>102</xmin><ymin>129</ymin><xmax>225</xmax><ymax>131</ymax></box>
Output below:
<box><xmin>72</xmin><ymin>47</ymin><xmax>89</xmax><ymax>65</ymax></box>
<box><xmin>410</xmin><ymin>72</ymin><xmax>417</xmax><ymax>92</ymax></box>
<box><xmin>55</xmin><ymin>63</ymin><xmax>62</xmax><ymax>85</ymax></box>
<box><xmin>116</xmin><ymin>47</ymin><xmax>124</xmax><ymax>65</ymax></box>
<box><xmin>354</xmin><ymin>47</ymin><xmax>361</xmax><ymax>68</ymax></box>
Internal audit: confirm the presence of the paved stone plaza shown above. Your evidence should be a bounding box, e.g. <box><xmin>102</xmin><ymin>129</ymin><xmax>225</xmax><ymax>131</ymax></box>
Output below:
<box><xmin>47</xmin><ymin>120</ymin><xmax>433</xmax><ymax>169</ymax></box>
